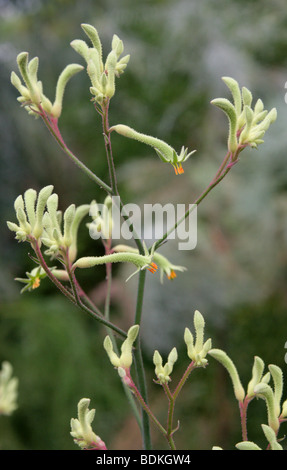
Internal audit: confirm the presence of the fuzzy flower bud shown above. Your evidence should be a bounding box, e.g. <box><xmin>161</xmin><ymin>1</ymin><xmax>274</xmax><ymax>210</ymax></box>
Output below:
<box><xmin>103</xmin><ymin>325</ymin><xmax>139</xmax><ymax>375</ymax></box>
<box><xmin>70</xmin><ymin>398</ymin><xmax>106</xmax><ymax>450</ymax></box>
<box><xmin>184</xmin><ymin>310</ymin><xmax>212</xmax><ymax>367</ymax></box>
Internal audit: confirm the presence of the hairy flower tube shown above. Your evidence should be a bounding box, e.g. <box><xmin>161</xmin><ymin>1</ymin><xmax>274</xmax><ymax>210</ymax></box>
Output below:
<box><xmin>0</xmin><ymin>362</ymin><xmax>18</xmax><ymax>416</ymax></box>
<box><xmin>112</xmin><ymin>244</ymin><xmax>187</xmax><ymax>282</ymax></box>
<box><xmin>109</xmin><ymin>124</ymin><xmax>196</xmax><ymax>175</ymax></box>
<box><xmin>70</xmin><ymin>398</ymin><xmax>106</xmax><ymax>450</ymax></box>
<box><xmin>208</xmin><ymin>349</ymin><xmax>245</xmax><ymax>402</ymax></box>
<box><xmin>7</xmin><ymin>185</ymin><xmax>54</xmax><ymax>242</ymax></box>
<box><xmin>11</xmin><ymin>52</ymin><xmax>83</xmax><ymax>118</ymax></box>
<box><xmin>153</xmin><ymin>348</ymin><xmax>178</xmax><ymax>385</ymax></box>
<box><xmin>73</xmin><ymin>243</ymin><xmax>158</xmax><ymax>280</ymax></box>
<box><xmin>103</xmin><ymin>325</ymin><xmax>139</xmax><ymax>379</ymax></box>
<box><xmin>211</xmin><ymin>76</ymin><xmax>277</xmax><ymax>156</ymax></box>
<box><xmin>70</xmin><ymin>23</ymin><xmax>130</xmax><ymax>104</ymax></box>
<box><xmin>253</xmin><ymin>364</ymin><xmax>285</xmax><ymax>433</ymax></box>
<box><xmin>184</xmin><ymin>310</ymin><xmax>212</xmax><ymax>367</ymax></box>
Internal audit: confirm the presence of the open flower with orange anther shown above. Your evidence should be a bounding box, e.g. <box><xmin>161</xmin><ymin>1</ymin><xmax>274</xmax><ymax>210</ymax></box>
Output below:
<box><xmin>112</xmin><ymin>244</ymin><xmax>186</xmax><ymax>282</ymax></box>
<box><xmin>109</xmin><ymin>124</ymin><xmax>196</xmax><ymax>175</ymax></box>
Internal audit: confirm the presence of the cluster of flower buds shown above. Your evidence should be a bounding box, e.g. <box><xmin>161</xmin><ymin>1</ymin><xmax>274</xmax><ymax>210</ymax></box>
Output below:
<box><xmin>70</xmin><ymin>398</ymin><xmax>107</xmax><ymax>450</ymax></box>
<box><xmin>208</xmin><ymin>350</ymin><xmax>287</xmax><ymax>434</ymax></box>
<box><xmin>184</xmin><ymin>310</ymin><xmax>212</xmax><ymax>367</ymax></box>
<box><xmin>110</xmin><ymin>124</ymin><xmax>196</xmax><ymax>175</ymax></box>
<box><xmin>211</xmin><ymin>77</ymin><xmax>277</xmax><ymax>156</ymax></box>
<box><xmin>103</xmin><ymin>325</ymin><xmax>139</xmax><ymax>385</ymax></box>
<box><xmin>71</xmin><ymin>24</ymin><xmax>130</xmax><ymax>105</ymax></box>
<box><xmin>153</xmin><ymin>348</ymin><xmax>178</xmax><ymax>385</ymax></box>
<box><xmin>40</xmin><ymin>195</ymin><xmax>90</xmax><ymax>261</ymax></box>
<box><xmin>11</xmin><ymin>52</ymin><xmax>83</xmax><ymax>118</ymax></box>
<box><xmin>0</xmin><ymin>362</ymin><xmax>18</xmax><ymax>416</ymax></box>
<box><xmin>7</xmin><ymin>186</ymin><xmax>90</xmax><ymax>263</ymax></box>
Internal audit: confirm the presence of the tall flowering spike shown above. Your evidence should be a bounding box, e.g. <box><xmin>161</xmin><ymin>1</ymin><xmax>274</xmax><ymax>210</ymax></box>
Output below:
<box><xmin>103</xmin><ymin>325</ymin><xmax>139</xmax><ymax>377</ymax></box>
<box><xmin>153</xmin><ymin>347</ymin><xmax>178</xmax><ymax>385</ymax></box>
<box><xmin>11</xmin><ymin>53</ymin><xmax>83</xmax><ymax>118</ymax></box>
<box><xmin>0</xmin><ymin>362</ymin><xmax>18</xmax><ymax>416</ymax></box>
<box><xmin>71</xmin><ymin>24</ymin><xmax>129</xmax><ymax>105</ymax></box>
<box><xmin>7</xmin><ymin>185</ymin><xmax>54</xmax><ymax>242</ymax></box>
<box><xmin>70</xmin><ymin>398</ymin><xmax>107</xmax><ymax>450</ymax></box>
<box><xmin>208</xmin><ymin>349</ymin><xmax>245</xmax><ymax>402</ymax></box>
<box><xmin>211</xmin><ymin>76</ymin><xmax>277</xmax><ymax>157</ymax></box>
<box><xmin>184</xmin><ymin>310</ymin><xmax>212</xmax><ymax>367</ymax></box>
<box><xmin>109</xmin><ymin>124</ymin><xmax>196</xmax><ymax>175</ymax></box>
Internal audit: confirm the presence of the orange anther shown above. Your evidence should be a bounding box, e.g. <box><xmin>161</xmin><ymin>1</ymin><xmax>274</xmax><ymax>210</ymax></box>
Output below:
<box><xmin>32</xmin><ymin>277</ymin><xmax>41</xmax><ymax>289</ymax></box>
<box><xmin>148</xmin><ymin>262</ymin><xmax>158</xmax><ymax>273</ymax></box>
<box><xmin>167</xmin><ymin>270</ymin><xmax>177</xmax><ymax>280</ymax></box>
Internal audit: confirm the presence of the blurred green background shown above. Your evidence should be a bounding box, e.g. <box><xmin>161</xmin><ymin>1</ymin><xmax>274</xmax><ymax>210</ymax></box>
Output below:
<box><xmin>1</xmin><ymin>0</ymin><xmax>287</xmax><ymax>450</ymax></box>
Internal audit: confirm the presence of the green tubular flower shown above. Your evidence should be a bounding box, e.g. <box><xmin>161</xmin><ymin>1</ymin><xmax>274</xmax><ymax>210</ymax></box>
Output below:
<box><xmin>112</xmin><ymin>244</ymin><xmax>187</xmax><ymax>282</ymax></box>
<box><xmin>153</xmin><ymin>347</ymin><xmax>178</xmax><ymax>385</ymax></box>
<box><xmin>71</xmin><ymin>24</ymin><xmax>130</xmax><ymax>105</ymax></box>
<box><xmin>11</xmin><ymin>52</ymin><xmax>83</xmax><ymax>118</ymax></box>
<box><xmin>211</xmin><ymin>76</ymin><xmax>277</xmax><ymax>156</ymax></box>
<box><xmin>70</xmin><ymin>398</ymin><xmax>106</xmax><ymax>450</ymax></box>
<box><xmin>0</xmin><ymin>362</ymin><xmax>18</xmax><ymax>416</ymax></box>
<box><xmin>254</xmin><ymin>383</ymin><xmax>279</xmax><ymax>432</ymax></box>
<box><xmin>184</xmin><ymin>310</ymin><xmax>212</xmax><ymax>367</ymax></box>
<box><xmin>7</xmin><ymin>185</ymin><xmax>54</xmax><ymax>242</ymax></box>
<box><xmin>208</xmin><ymin>348</ymin><xmax>245</xmax><ymax>402</ymax></box>
<box><xmin>73</xmin><ymin>242</ymin><xmax>158</xmax><ymax>280</ymax></box>
<box><xmin>110</xmin><ymin>124</ymin><xmax>196</xmax><ymax>175</ymax></box>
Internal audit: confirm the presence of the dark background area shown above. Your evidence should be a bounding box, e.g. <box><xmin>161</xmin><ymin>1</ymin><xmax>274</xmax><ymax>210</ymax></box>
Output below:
<box><xmin>1</xmin><ymin>0</ymin><xmax>287</xmax><ymax>450</ymax></box>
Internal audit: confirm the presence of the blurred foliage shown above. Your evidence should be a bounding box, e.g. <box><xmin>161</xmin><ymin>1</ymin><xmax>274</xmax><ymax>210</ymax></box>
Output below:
<box><xmin>1</xmin><ymin>0</ymin><xmax>287</xmax><ymax>450</ymax></box>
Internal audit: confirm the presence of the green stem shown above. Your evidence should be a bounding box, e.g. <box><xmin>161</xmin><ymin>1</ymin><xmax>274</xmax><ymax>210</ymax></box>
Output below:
<box><xmin>133</xmin><ymin>269</ymin><xmax>152</xmax><ymax>450</ymax></box>
<box><xmin>162</xmin><ymin>383</ymin><xmax>177</xmax><ymax>450</ymax></box>
<box><xmin>100</xmin><ymin>103</ymin><xmax>151</xmax><ymax>447</ymax></box>
<box><xmin>40</xmin><ymin>108</ymin><xmax>112</xmax><ymax>193</ymax></box>
<box><xmin>102</xmin><ymin>100</ymin><xmax>118</xmax><ymax>195</ymax></box>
